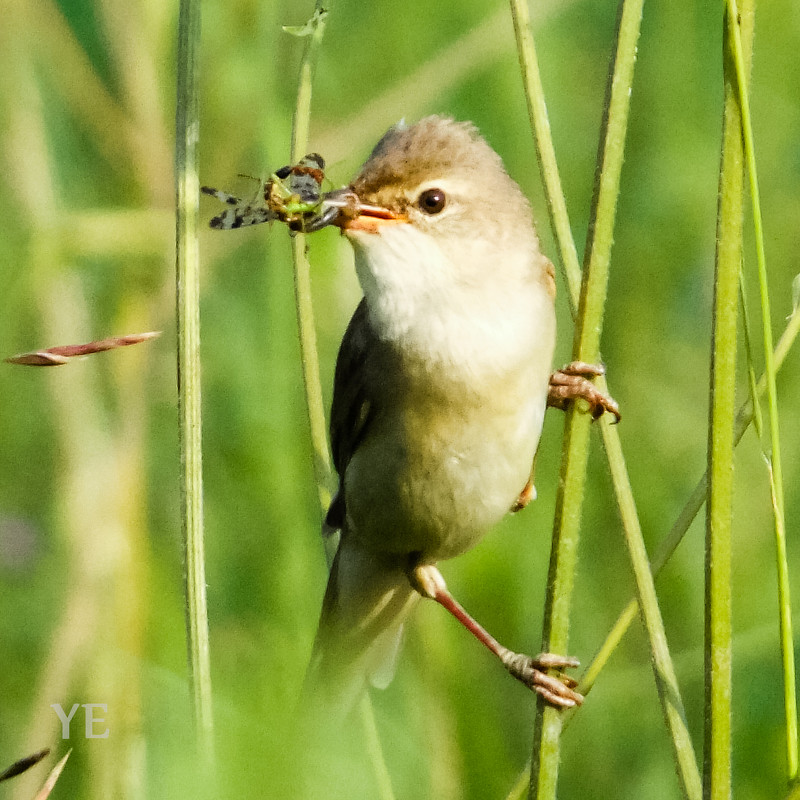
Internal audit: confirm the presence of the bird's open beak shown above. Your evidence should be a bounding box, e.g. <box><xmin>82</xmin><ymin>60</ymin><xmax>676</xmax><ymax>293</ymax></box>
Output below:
<box><xmin>307</xmin><ymin>188</ymin><xmax>406</xmax><ymax>234</ymax></box>
<box><xmin>341</xmin><ymin>204</ymin><xmax>406</xmax><ymax>233</ymax></box>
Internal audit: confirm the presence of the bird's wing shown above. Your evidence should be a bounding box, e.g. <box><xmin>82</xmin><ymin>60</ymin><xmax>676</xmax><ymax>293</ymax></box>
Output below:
<box><xmin>325</xmin><ymin>298</ymin><xmax>375</xmax><ymax>531</ymax></box>
<box><xmin>305</xmin><ymin>303</ymin><xmax>416</xmax><ymax>719</ymax></box>
<box><xmin>303</xmin><ymin>538</ymin><xmax>419</xmax><ymax>720</ymax></box>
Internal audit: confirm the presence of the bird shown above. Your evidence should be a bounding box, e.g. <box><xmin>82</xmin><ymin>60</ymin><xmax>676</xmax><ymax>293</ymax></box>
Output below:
<box><xmin>302</xmin><ymin>115</ymin><xmax>617</xmax><ymax>719</ymax></box>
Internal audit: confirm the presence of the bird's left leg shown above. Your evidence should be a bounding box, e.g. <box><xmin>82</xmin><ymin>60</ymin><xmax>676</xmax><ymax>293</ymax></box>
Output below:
<box><xmin>548</xmin><ymin>361</ymin><xmax>621</xmax><ymax>422</ymax></box>
<box><xmin>408</xmin><ymin>563</ymin><xmax>583</xmax><ymax>708</ymax></box>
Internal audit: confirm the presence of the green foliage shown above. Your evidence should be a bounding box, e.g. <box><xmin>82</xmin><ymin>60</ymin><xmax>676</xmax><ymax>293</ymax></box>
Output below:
<box><xmin>0</xmin><ymin>0</ymin><xmax>798</xmax><ymax>798</ymax></box>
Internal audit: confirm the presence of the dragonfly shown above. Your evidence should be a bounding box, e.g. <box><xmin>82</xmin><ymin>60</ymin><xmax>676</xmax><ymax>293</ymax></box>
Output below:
<box><xmin>201</xmin><ymin>153</ymin><xmax>337</xmax><ymax>232</ymax></box>
<box><xmin>202</xmin><ymin>154</ymin><xmax>391</xmax><ymax>234</ymax></box>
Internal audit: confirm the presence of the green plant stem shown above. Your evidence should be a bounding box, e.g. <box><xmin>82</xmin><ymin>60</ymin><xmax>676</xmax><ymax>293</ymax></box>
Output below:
<box><xmin>359</xmin><ymin>697</ymin><xmax>397</xmax><ymax>800</ymax></box>
<box><xmin>725</xmin><ymin>0</ymin><xmax>797</xmax><ymax>780</ymax></box>
<box><xmin>288</xmin><ymin>5</ymin><xmax>334</xmax><ymax>514</ymax></box>
<box><xmin>514</xmin><ymin>0</ymin><xmax>702</xmax><ymax>794</ymax></box>
<box><xmin>511</xmin><ymin>12</ymin><xmax>700</xmax><ymax>793</ymax></box>
<box><xmin>509</xmin><ymin>0</ymin><xmax>581</xmax><ymax>303</ymax></box>
<box><xmin>175</xmin><ymin>0</ymin><xmax>214</xmax><ymax>767</ymax></box>
<box><xmin>579</xmin><ymin>304</ymin><xmax>800</xmax><ymax>693</ymax></box>
<box><xmin>290</xmin><ymin>232</ymin><xmax>332</xmax><ymax>512</ymax></box>
<box><xmin>704</xmin><ymin>4</ymin><xmax>753</xmax><ymax>797</ymax></box>
<box><xmin>601</xmin><ymin>403</ymin><xmax>703</xmax><ymax>800</ymax></box>
<box><xmin>739</xmin><ymin>272</ymin><xmax>764</xmax><ymax>441</ymax></box>
<box><xmin>286</xmin><ymin>6</ymin><xmax>394</xmax><ymax>795</ymax></box>
<box><xmin>528</xmin><ymin>2</ymin><xmax>643</xmax><ymax>798</ymax></box>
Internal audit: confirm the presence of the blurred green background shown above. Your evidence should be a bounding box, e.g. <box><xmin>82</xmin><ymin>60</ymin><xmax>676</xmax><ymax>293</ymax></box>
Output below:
<box><xmin>1</xmin><ymin>0</ymin><xmax>798</xmax><ymax>797</ymax></box>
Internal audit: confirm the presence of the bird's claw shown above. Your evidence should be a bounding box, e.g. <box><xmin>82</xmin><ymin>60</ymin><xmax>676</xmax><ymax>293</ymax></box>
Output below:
<box><xmin>547</xmin><ymin>361</ymin><xmax>621</xmax><ymax>422</ymax></box>
<box><xmin>502</xmin><ymin>651</ymin><xmax>584</xmax><ymax>708</ymax></box>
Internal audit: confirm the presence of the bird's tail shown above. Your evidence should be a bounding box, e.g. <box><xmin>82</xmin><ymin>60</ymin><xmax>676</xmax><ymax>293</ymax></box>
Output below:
<box><xmin>302</xmin><ymin>536</ymin><xmax>420</xmax><ymax>719</ymax></box>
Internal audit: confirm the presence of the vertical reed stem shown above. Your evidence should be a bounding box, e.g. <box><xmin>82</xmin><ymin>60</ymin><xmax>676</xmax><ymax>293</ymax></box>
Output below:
<box><xmin>511</xmin><ymin>4</ymin><xmax>700</xmax><ymax>795</ymax></box>
<box><xmin>286</xmin><ymin>6</ymin><xmax>395</xmax><ymax>796</ymax></box>
<box><xmin>175</xmin><ymin>0</ymin><xmax>214</xmax><ymax>766</ymax></box>
<box><xmin>508</xmin><ymin>0</ymin><xmax>582</xmax><ymax>303</ymax></box>
<box><xmin>704</xmin><ymin>4</ymin><xmax>753</xmax><ymax>797</ymax></box>
<box><xmin>724</xmin><ymin>0</ymin><xmax>798</xmax><ymax>780</ymax></box>
<box><xmin>529</xmin><ymin>1</ymin><xmax>644</xmax><ymax>797</ymax></box>
<box><xmin>288</xmin><ymin>5</ymin><xmax>334</xmax><ymax>512</ymax></box>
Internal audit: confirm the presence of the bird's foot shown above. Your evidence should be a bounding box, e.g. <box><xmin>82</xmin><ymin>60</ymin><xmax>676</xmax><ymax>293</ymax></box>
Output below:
<box><xmin>511</xmin><ymin>479</ymin><xmax>536</xmax><ymax>513</ymax></box>
<box><xmin>501</xmin><ymin>651</ymin><xmax>583</xmax><ymax>708</ymax></box>
<box><xmin>548</xmin><ymin>361</ymin><xmax>621</xmax><ymax>422</ymax></box>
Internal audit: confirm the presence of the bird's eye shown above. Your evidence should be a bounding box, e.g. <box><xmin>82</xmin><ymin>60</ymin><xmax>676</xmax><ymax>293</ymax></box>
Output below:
<box><xmin>417</xmin><ymin>188</ymin><xmax>446</xmax><ymax>215</ymax></box>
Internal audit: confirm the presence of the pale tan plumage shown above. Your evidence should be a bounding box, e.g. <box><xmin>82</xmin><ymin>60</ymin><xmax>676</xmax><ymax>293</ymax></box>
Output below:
<box><xmin>305</xmin><ymin>116</ymin><xmax>558</xmax><ymax>715</ymax></box>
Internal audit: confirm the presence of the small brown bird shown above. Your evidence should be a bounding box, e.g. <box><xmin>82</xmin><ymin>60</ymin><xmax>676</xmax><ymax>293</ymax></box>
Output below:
<box><xmin>304</xmin><ymin>116</ymin><xmax>616</xmax><ymax>717</ymax></box>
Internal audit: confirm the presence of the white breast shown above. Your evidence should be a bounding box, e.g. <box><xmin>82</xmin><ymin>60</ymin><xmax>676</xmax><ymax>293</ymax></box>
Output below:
<box><xmin>350</xmin><ymin>223</ymin><xmax>554</xmax><ymax>378</ymax></box>
<box><xmin>344</xmin><ymin>222</ymin><xmax>556</xmax><ymax>560</ymax></box>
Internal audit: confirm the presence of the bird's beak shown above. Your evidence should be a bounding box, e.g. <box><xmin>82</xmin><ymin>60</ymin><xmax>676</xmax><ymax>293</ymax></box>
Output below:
<box><xmin>308</xmin><ymin>188</ymin><xmax>407</xmax><ymax>234</ymax></box>
<box><xmin>342</xmin><ymin>204</ymin><xmax>406</xmax><ymax>234</ymax></box>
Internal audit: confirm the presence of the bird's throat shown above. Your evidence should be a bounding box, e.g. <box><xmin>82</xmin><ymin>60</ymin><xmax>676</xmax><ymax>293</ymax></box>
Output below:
<box><xmin>350</xmin><ymin>225</ymin><xmax>553</xmax><ymax>383</ymax></box>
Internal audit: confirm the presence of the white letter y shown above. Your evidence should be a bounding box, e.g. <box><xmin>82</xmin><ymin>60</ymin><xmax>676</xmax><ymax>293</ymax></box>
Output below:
<box><xmin>51</xmin><ymin>703</ymin><xmax>80</xmax><ymax>739</ymax></box>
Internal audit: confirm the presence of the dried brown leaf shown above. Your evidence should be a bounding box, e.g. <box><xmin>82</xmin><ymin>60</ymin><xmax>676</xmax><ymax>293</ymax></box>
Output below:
<box><xmin>6</xmin><ymin>332</ymin><xmax>161</xmax><ymax>366</ymax></box>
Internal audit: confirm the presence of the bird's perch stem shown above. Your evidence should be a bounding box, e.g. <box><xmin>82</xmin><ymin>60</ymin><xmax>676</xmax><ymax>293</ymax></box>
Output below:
<box><xmin>527</xmin><ymin>1</ymin><xmax>651</xmax><ymax>798</ymax></box>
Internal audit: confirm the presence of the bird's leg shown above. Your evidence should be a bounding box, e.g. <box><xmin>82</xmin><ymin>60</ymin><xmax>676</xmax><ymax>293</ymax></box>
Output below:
<box><xmin>548</xmin><ymin>361</ymin><xmax>621</xmax><ymax>422</ymax></box>
<box><xmin>408</xmin><ymin>563</ymin><xmax>583</xmax><ymax>708</ymax></box>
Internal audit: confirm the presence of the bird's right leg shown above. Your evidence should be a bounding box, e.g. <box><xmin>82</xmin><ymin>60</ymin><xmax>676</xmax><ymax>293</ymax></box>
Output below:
<box><xmin>408</xmin><ymin>562</ymin><xmax>583</xmax><ymax>708</ymax></box>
